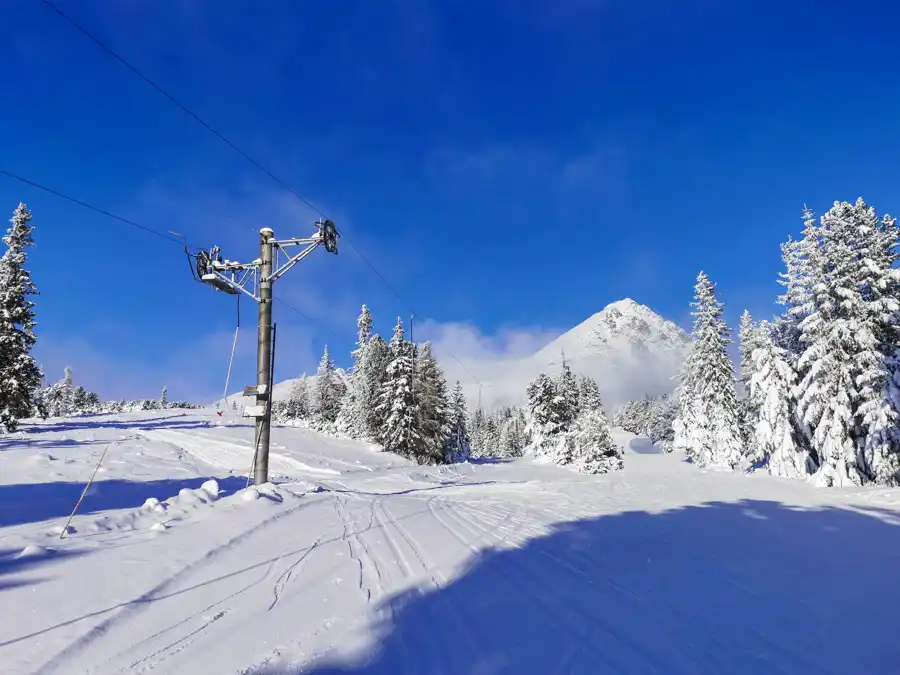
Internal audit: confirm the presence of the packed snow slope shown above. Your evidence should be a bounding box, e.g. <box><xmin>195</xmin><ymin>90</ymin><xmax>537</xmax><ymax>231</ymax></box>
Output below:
<box><xmin>1</xmin><ymin>410</ymin><xmax>899</xmax><ymax>674</ymax></box>
<box><xmin>248</xmin><ymin>299</ymin><xmax>691</xmax><ymax>413</ymax></box>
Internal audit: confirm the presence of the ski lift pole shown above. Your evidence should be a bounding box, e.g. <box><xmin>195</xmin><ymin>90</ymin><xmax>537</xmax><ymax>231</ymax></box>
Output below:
<box><xmin>253</xmin><ymin>228</ymin><xmax>275</xmax><ymax>486</ymax></box>
<box><xmin>187</xmin><ymin>220</ymin><xmax>338</xmax><ymax>485</ymax></box>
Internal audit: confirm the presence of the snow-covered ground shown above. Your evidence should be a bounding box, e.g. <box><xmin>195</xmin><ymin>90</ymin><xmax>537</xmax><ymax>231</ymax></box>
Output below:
<box><xmin>1</xmin><ymin>411</ymin><xmax>898</xmax><ymax>674</ymax></box>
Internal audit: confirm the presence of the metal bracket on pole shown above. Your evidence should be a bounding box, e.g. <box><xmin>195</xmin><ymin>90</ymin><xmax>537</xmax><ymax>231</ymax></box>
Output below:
<box><xmin>188</xmin><ymin>220</ymin><xmax>338</xmax><ymax>301</ymax></box>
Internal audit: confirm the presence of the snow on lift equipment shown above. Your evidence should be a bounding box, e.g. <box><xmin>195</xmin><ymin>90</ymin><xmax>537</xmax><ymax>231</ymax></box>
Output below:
<box><xmin>198</xmin><ymin>246</ymin><xmax>239</xmax><ymax>295</ymax></box>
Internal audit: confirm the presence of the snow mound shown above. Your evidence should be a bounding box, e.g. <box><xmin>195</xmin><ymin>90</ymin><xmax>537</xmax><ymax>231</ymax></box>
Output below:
<box><xmin>240</xmin><ymin>482</ymin><xmax>285</xmax><ymax>503</ymax></box>
<box><xmin>17</xmin><ymin>544</ymin><xmax>51</xmax><ymax>559</ymax></box>
<box><xmin>56</xmin><ymin>479</ymin><xmax>234</xmax><ymax>537</ymax></box>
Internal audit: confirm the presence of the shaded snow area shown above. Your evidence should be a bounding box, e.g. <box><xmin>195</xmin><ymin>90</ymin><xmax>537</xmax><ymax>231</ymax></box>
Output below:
<box><xmin>1</xmin><ymin>411</ymin><xmax>899</xmax><ymax>674</ymax></box>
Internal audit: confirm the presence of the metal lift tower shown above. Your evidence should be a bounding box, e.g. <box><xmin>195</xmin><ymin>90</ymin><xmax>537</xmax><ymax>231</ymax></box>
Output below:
<box><xmin>187</xmin><ymin>219</ymin><xmax>339</xmax><ymax>484</ymax></box>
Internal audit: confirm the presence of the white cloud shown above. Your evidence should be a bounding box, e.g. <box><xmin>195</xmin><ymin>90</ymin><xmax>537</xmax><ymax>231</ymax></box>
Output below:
<box><xmin>417</xmin><ymin>308</ymin><xmax>689</xmax><ymax>413</ymax></box>
<box><xmin>416</xmin><ymin>319</ymin><xmax>561</xmax><ymax>362</ymax></box>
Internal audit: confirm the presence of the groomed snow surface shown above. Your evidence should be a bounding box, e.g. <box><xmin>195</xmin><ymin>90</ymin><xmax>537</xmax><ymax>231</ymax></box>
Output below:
<box><xmin>1</xmin><ymin>411</ymin><xmax>898</xmax><ymax>674</ymax></box>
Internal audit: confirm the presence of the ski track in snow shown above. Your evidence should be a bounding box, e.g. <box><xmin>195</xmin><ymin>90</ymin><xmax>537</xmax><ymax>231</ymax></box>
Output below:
<box><xmin>1</xmin><ymin>412</ymin><xmax>899</xmax><ymax>674</ymax></box>
<box><xmin>31</xmin><ymin>491</ymin><xmax>319</xmax><ymax>675</ymax></box>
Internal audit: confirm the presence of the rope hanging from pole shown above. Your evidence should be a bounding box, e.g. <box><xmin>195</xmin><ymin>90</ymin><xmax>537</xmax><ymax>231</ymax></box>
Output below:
<box><xmin>59</xmin><ymin>440</ymin><xmax>113</xmax><ymax>538</ymax></box>
<box><xmin>217</xmin><ymin>294</ymin><xmax>241</xmax><ymax>416</ymax></box>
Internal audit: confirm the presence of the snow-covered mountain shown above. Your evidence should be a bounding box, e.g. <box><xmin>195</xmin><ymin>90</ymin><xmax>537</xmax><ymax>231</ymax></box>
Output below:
<box><xmin>447</xmin><ymin>298</ymin><xmax>691</xmax><ymax>412</ymax></box>
<box><xmin>222</xmin><ymin>299</ymin><xmax>690</xmax><ymax>413</ymax></box>
<box><xmin>218</xmin><ymin>368</ymin><xmax>348</xmax><ymax>410</ymax></box>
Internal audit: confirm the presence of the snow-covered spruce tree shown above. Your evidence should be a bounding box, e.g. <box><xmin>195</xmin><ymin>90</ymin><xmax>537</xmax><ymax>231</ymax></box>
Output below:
<box><xmin>0</xmin><ymin>204</ymin><xmax>42</xmax><ymax>431</ymax></box>
<box><xmin>738</xmin><ymin>310</ymin><xmax>765</xmax><ymax>452</ymax></box>
<box><xmin>554</xmin><ymin>355</ymin><xmax>580</xmax><ymax>431</ymax></box>
<box><xmin>481</xmin><ymin>416</ymin><xmax>500</xmax><ymax>458</ymax></box>
<box><xmin>776</xmin><ymin>221</ymin><xmax>819</xmax><ymax>367</ymax></box>
<box><xmin>577</xmin><ymin>374</ymin><xmax>604</xmax><ymax>415</ymax></box>
<box><xmin>853</xmin><ymin>204</ymin><xmax>900</xmax><ymax>485</ymax></box>
<box><xmin>446</xmin><ymin>380</ymin><xmax>470</xmax><ymax>462</ymax></box>
<box><xmin>72</xmin><ymin>385</ymin><xmax>88</xmax><ymax>413</ymax></box>
<box><xmin>498</xmin><ymin>409</ymin><xmax>526</xmax><ymax>458</ymax></box>
<box><xmin>525</xmin><ymin>372</ymin><xmax>560</xmax><ymax>451</ymax></box>
<box><xmin>795</xmin><ymin>199</ymin><xmax>900</xmax><ymax>486</ymax></box>
<box><xmin>376</xmin><ymin>317</ymin><xmax>427</xmax><ymax>462</ymax></box>
<box><xmin>673</xmin><ymin>272</ymin><xmax>743</xmax><ymax>468</ymax></box>
<box><xmin>415</xmin><ymin>343</ymin><xmax>451</xmax><ymax>463</ymax></box>
<box><xmin>159</xmin><ymin>386</ymin><xmax>168</xmax><ymax>410</ymax></box>
<box><xmin>469</xmin><ymin>407</ymin><xmax>486</xmax><ymax>458</ymax></box>
<box><xmin>749</xmin><ymin>323</ymin><xmax>812</xmax><ymax>478</ymax></box>
<box><xmin>338</xmin><ymin>305</ymin><xmax>376</xmax><ymax>438</ymax></box>
<box><xmin>645</xmin><ymin>393</ymin><xmax>678</xmax><ymax>452</ymax></box>
<box><xmin>611</xmin><ymin>400</ymin><xmax>632</xmax><ymax>429</ymax></box>
<box><xmin>738</xmin><ymin>311</ymin><xmax>765</xmax><ymax>393</ymax></box>
<box><xmin>558</xmin><ymin>408</ymin><xmax>623</xmax><ymax>474</ymax></box>
<box><xmin>313</xmin><ymin>346</ymin><xmax>345</xmax><ymax>424</ymax></box>
<box><xmin>61</xmin><ymin>367</ymin><xmax>74</xmax><ymax>414</ymax></box>
<box><xmin>365</xmin><ymin>333</ymin><xmax>392</xmax><ymax>437</ymax></box>
<box><xmin>286</xmin><ymin>375</ymin><xmax>311</xmax><ymax>420</ymax></box>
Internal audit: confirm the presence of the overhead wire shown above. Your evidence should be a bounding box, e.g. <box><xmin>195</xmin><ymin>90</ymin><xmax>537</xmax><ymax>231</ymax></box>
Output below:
<box><xmin>0</xmin><ymin>169</ymin><xmax>182</xmax><ymax>245</ymax></box>
<box><xmin>0</xmin><ymin>169</ymin><xmax>344</xmax><ymax>345</ymax></box>
<box><xmin>39</xmin><ymin>0</ymin><xmax>485</xmax><ymax>393</ymax></box>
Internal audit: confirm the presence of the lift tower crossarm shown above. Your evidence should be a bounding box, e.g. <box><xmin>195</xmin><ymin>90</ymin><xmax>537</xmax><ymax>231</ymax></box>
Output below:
<box><xmin>268</xmin><ymin>235</ymin><xmax>322</xmax><ymax>283</ymax></box>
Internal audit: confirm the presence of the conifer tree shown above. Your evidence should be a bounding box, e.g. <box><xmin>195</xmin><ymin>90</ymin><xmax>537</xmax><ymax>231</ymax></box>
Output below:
<box><xmin>61</xmin><ymin>367</ymin><xmax>74</xmax><ymax>416</ymax></box>
<box><xmin>795</xmin><ymin>199</ymin><xmax>900</xmax><ymax>486</ymax></box>
<box><xmin>749</xmin><ymin>325</ymin><xmax>812</xmax><ymax>478</ymax></box>
<box><xmin>738</xmin><ymin>311</ymin><xmax>764</xmax><ymax>391</ymax></box>
<box><xmin>364</xmin><ymin>333</ymin><xmax>392</xmax><ymax>437</ymax></box>
<box><xmin>482</xmin><ymin>416</ymin><xmax>500</xmax><ymax>458</ymax></box>
<box><xmin>415</xmin><ymin>343</ymin><xmax>451</xmax><ymax>463</ymax></box>
<box><xmin>526</xmin><ymin>372</ymin><xmax>559</xmax><ymax>443</ymax></box>
<box><xmin>559</xmin><ymin>408</ymin><xmax>623</xmax><ymax>474</ymax></box>
<box><xmin>469</xmin><ymin>407</ymin><xmax>486</xmax><ymax>458</ymax></box>
<box><xmin>577</xmin><ymin>374</ymin><xmax>604</xmax><ymax>415</ymax></box>
<box><xmin>376</xmin><ymin>318</ymin><xmax>426</xmax><ymax>461</ymax></box>
<box><xmin>446</xmin><ymin>380</ymin><xmax>470</xmax><ymax>461</ymax></box>
<box><xmin>0</xmin><ymin>204</ymin><xmax>42</xmax><ymax>431</ymax></box>
<box><xmin>499</xmin><ymin>410</ymin><xmax>526</xmax><ymax>458</ymax></box>
<box><xmin>341</xmin><ymin>305</ymin><xmax>375</xmax><ymax>437</ymax></box>
<box><xmin>646</xmin><ymin>394</ymin><xmax>678</xmax><ymax>452</ymax></box>
<box><xmin>555</xmin><ymin>355</ymin><xmax>579</xmax><ymax>431</ymax></box>
<box><xmin>673</xmin><ymin>272</ymin><xmax>743</xmax><ymax>468</ymax></box>
<box><xmin>313</xmin><ymin>346</ymin><xmax>344</xmax><ymax>424</ymax></box>
<box><xmin>287</xmin><ymin>375</ymin><xmax>311</xmax><ymax>419</ymax></box>
<box><xmin>738</xmin><ymin>310</ymin><xmax>765</xmax><ymax>449</ymax></box>
<box><xmin>72</xmin><ymin>385</ymin><xmax>88</xmax><ymax>414</ymax></box>
<box><xmin>159</xmin><ymin>386</ymin><xmax>168</xmax><ymax>410</ymax></box>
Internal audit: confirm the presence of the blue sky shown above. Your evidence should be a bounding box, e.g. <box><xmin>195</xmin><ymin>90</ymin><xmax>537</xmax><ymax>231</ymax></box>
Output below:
<box><xmin>2</xmin><ymin>0</ymin><xmax>899</xmax><ymax>402</ymax></box>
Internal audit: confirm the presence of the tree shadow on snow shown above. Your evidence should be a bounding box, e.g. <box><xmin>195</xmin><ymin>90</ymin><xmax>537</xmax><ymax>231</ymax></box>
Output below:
<box><xmin>0</xmin><ymin>476</ymin><xmax>247</xmax><ymax>528</ymax></box>
<box><xmin>628</xmin><ymin>437</ymin><xmax>661</xmax><ymax>455</ymax></box>
<box><xmin>258</xmin><ymin>499</ymin><xmax>900</xmax><ymax>675</ymax></box>
<box><xmin>16</xmin><ymin>414</ymin><xmax>217</xmax><ymax>436</ymax></box>
<box><xmin>0</xmin><ymin>546</ymin><xmax>86</xmax><ymax>592</ymax></box>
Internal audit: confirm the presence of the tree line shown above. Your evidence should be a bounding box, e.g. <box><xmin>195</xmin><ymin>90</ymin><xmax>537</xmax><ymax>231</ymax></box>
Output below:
<box><xmin>273</xmin><ymin>307</ymin><xmax>624</xmax><ymax>473</ymax></box>
<box><xmin>630</xmin><ymin>198</ymin><xmax>900</xmax><ymax>487</ymax></box>
<box><xmin>274</xmin><ymin>306</ymin><xmax>470</xmax><ymax>464</ymax></box>
<box><xmin>0</xmin><ymin>203</ymin><xmax>200</xmax><ymax>431</ymax></box>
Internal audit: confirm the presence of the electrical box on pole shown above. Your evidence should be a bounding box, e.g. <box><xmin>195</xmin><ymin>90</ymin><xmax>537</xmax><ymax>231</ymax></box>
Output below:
<box><xmin>184</xmin><ymin>219</ymin><xmax>339</xmax><ymax>484</ymax></box>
